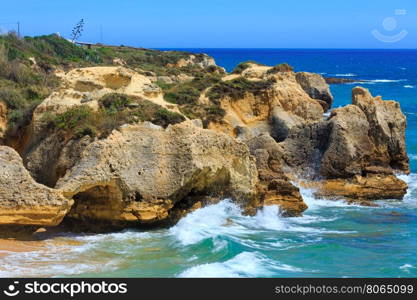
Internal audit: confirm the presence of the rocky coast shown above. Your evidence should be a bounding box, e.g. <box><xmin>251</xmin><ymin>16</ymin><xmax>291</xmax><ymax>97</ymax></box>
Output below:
<box><xmin>0</xmin><ymin>35</ymin><xmax>409</xmax><ymax>237</ymax></box>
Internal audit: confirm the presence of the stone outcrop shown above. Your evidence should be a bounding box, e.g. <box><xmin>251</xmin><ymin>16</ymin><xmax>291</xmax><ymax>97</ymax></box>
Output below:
<box><xmin>352</xmin><ymin>87</ymin><xmax>409</xmax><ymax>173</ymax></box>
<box><xmin>21</xmin><ymin>66</ymin><xmax>186</xmax><ymax>187</ymax></box>
<box><xmin>247</xmin><ymin>134</ymin><xmax>307</xmax><ymax>216</ymax></box>
<box><xmin>56</xmin><ymin>121</ymin><xmax>258</xmax><ymax>227</ymax></box>
<box><xmin>0</xmin><ymin>146</ymin><xmax>72</xmax><ymax>226</ymax></box>
<box><xmin>208</xmin><ymin>71</ymin><xmax>324</xmax><ymax>142</ymax></box>
<box><xmin>312</xmin><ymin>174</ymin><xmax>408</xmax><ymax>203</ymax></box>
<box><xmin>279</xmin><ymin>87</ymin><xmax>408</xmax><ymax>201</ymax></box>
<box><xmin>296</xmin><ymin>72</ymin><xmax>333</xmax><ymax>110</ymax></box>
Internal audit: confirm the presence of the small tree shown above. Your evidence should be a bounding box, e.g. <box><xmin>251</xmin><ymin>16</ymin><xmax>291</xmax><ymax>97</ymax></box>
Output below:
<box><xmin>71</xmin><ymin>19</ymin><xmax>84</xmax><ymax>42</ymax></box>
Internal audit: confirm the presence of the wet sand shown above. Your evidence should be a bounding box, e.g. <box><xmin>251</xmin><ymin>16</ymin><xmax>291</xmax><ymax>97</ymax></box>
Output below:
<box><xmin>0</xmin><ymin>239</ymin><xmax>46</xmax><ymax>258</ymax></box>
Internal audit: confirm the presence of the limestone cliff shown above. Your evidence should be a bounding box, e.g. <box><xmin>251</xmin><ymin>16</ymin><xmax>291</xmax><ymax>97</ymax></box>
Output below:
<box><xmin>0</xmin><ymin>146</ymin><xmax>72</xmax><ymax>226</ymax></box>
<box><xmin>55</xmin><ymin>120</ymin><xmax>258</xmax><ymax>228</ymax></box>
<box><xmin>0</xmin><ymin>46</ymin><xmax>410</xmax><ymax>232</ymax></box>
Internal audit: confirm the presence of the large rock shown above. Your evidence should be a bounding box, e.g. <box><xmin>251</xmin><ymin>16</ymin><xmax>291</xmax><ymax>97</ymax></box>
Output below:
<box><xmin>296</xmin><ymin>72</ymin><xmax>334</xmax><ymax>110</ymax></box>
<box><xmin>280</xmin><ymin>87</ymin><xmax>409</xmax><ymax>200</ymax></box>
<box><xmin>208</xmin><ymin>72</ymin><xmax>324</xmax><ymax>141</ymax></box>
<box><xmin>0</xmin><ymin>146</ymin><xmax>72</xmax><ymax>226</ymax></box>
<box><xmin>352</xmin><ymin>87</ymin><xmax>409</xmax><ymax>173</ymax></box>
<box><xmin>312</xmin><ymin>174</ymin><xmax>408</xmax><ymax>203</ymax></box>
<box><xmin>56</xmin><ymin>121</ymin><xmax>258</xmax><ymax>227</ymax></box>
<box><xmin>320</xmin><ymin>105</ymin><xmax>373</xmax><ymax>178</ymax></box>
<box><xmin>22</xmin><ymin>66</ymin><xmax>186</xmax><ymax>187</ymax></box>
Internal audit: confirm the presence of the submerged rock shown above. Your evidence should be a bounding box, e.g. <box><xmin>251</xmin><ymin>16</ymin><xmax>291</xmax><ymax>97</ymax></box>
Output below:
<box><xmin>0</xmin><ymin>146</ymin><xmax>72</xmax><ymax>226</ymax></box>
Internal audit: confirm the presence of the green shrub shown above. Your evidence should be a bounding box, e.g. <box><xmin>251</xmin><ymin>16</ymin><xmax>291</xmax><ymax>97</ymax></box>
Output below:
<box><xmin>99</xmin><ymin>93</ymin><xmax>132</xmax><ymax>113</ymax></box>
<box><xmin>207</xmin><ymin>77</ymin><xmax>275</xmax><ymax>101</ymax></box>
<box><xmin>164</xmin><ymin>86</ymin><xmax>200</xmax><ymax>105</ymax></box>
<box><xmin>0</xmin><ymin>89</ymin><xmax>25</xmax><ymax>109</ymax></box>
<box><xmin>52</xmin><ymin>106</ymin><xmax>94</xmax><ymax>131</ymax></box>
<box><xmin>266</xmin><ymin>63</ymin><xmax>293</xmax><ymax>74</ymax></box>
<box><xmin>232</xmin><ymin>61</ymin><xmax>265</xmax><ymax>74</ymax></box>
<box><xmin>153</xmin><ymin>108</ymin><xmax>185</xmax><ymax>127</ymax></box>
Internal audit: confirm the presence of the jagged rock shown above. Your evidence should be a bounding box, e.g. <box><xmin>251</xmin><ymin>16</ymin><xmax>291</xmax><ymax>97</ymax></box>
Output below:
<box><xmin>352</xmin><ymin>87</ymin><xmax>409</xmax><ymax>173</ymax></box>
<box><xmin>56</xmin><ymin>121</ymin><xmax>258</xmax><ymax>227</ymax></box>
<box><xmin>280</xmin><ymin>87</ymin><xmax>409</xmax><ymax>200</ymax></box>
<box><xmin>209</xmin><ymin>72</ymin><xmax>324</xmax><ymax>140</ymax></box>
<box><xmin>320</xmin><ymin>105</ymin><xmax>373</xmax><ymax>178</ymax></box>
<box><xmin>296</xmin><ymin>72</ymin><xmax>333</xmax><ymax>110</ymax></box>
<box><xmin>247</xmin><ymin>134</ymin><xmax>307</xmax><ymax>216</ymax></box>
<box><xmin>0</xmin><ymin>146</ymin><xmax>72</xmax><ymax>226</ymax></box>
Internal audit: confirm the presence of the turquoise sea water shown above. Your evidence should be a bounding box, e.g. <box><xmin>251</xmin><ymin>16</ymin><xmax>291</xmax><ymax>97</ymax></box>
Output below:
<box><xmin>1</xmin><ymin>49</ymin><xmax>416</xmax><ymax>278</ymax></box>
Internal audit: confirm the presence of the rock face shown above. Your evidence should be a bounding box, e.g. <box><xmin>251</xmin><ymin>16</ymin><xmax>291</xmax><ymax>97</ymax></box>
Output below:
<box><xmin>247</xmin><ymin>134</ymin><xmax>307</xmax><ymax>216</ymax></box>
<box><xmin>312</xmin><ymin>174</ymin><xmax>408</xmax><ymax>203</ymax></box>
<box><xmin>296</xmin><ymin>72</ymin><xmax>334</xmax><ymax>110</ymax></box>
<box><xmin>21</xmin><ymin>66</ymin><xmax>186</xmax><ymax>187</ymax></box>
<box><xmin>209</xmin><ymin>70</ymin><xmax>324</xmax><ymax>142</ymax></box>
<box><xmin>0</xmin><ymin>146</ymin><xmax>72</xmax><ymax>226</ymax></box>
<box><xmin>352</xmin><ymin>87</ymin><xmax>409</xmax><ymax>173</ymax></box>
<box><xmin>56</xmin><ymin>121</ymin><xmax>258</xmax><ymax>227</ymax></box>
<box><xmin>279</xmin><ymin>87</ymin><xmax>408</xmax><ymax>201</ymax></box>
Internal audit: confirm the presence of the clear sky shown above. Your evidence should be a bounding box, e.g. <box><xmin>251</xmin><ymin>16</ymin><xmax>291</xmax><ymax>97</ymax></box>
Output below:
<box><xmin>1</xmin><ymin>0</ymin><xmax>416</xmax><ymax>48</ymax></box>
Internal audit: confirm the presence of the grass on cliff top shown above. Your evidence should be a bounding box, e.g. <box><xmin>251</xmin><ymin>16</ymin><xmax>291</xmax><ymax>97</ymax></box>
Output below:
<box><xmin>207</xmin><ymin>77</ymin><xmax>276</xmax><ymax>102</ymax></box>
<box><xmin>266</xmin><ymin>63</ymin><xmax>293</xmax><ymax>74</ymax></box>
<box><xmin>232</xmin><ymin>61</ymin><xmax>266</xmax><ymax>74</ymax></box>
<box><xmin>155</xmin><ymin>74</ymin><xmax>226</xmax><ymax>127</ymax></box>
<box><xmin>43</xmin><ymin>93</ymin><xmax>185</xmax><ymax>140</ymax></box>
<box><xmin>0</xmin><ymin>33</ymin><xmax>220</xmax><ymax>137</ymax></box>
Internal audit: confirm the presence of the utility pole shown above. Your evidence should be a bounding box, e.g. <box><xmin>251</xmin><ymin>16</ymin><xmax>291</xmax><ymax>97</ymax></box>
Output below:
<box><xmin>17</xmin><ymin>21</ymin><xmax>20</xmax><ymax>38</ymax></box>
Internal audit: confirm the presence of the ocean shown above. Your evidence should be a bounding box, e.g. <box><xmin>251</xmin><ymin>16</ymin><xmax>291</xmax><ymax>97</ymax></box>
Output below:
<box><xmin>1</xmin><ymin>49</ymin><xmax>416</xmax><ymax>278</ymax></box>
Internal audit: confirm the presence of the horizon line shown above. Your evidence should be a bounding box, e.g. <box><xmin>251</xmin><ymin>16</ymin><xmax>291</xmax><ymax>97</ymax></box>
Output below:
<box><xmin>154</xmin><ymin>47</ymin><xmax>417</xmax><ymax>50</ymax></box>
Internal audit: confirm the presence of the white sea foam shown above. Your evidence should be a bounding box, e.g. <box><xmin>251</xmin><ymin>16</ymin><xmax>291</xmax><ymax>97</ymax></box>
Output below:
<box><xmin>334</xmin><ymin>73</ymin><xmax>356</xmax><ymax>77</ymax></box>
<box><xmin>397</xmin><ymin>173</ymin><xmax>417</xmax><ymax>204</ymax></box>
<box><xmin>299</xmin><ymin>186</ymin><xmax>360</xmax><ymax>209</ymax></box>
<box><xmin>178</xmin><ymin>251</ymin><xmax>302</xmax><ymax>278</ymax></box>
<box><xmin>399</xmin><ymin>264</ymin><xmax>415</xmax><ymax>273</ymax></box>
<box><xmin>410</xmin><ymin>154</ymin><xmax>417</xmax><ymax>160</ymax></box>
<box><xmin>169</xmin><ymin>199</ymin><xmax>247</xmax><ymax>246</ymax></box>
<box><xmin>359</xmin><ymin>79</ymin><xmax>407</xmax><ymax>85</ymax></box>
<box><xmin>404</xmin><ymin>85</ymin><xmax>415</xmax><ymax>88</ymax></box>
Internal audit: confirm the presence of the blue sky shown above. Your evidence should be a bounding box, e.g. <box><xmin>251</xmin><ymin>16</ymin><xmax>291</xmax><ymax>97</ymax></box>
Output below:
<box><xmin>1</xmin><ymin>0</ymin><xmax>416</xmax><ymax>48</ymax></box>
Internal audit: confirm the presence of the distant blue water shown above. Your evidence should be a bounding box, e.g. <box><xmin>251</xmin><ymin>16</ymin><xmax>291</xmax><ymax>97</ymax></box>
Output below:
<box><xmin>2</xmin><ymin>49</ymin><xmax>416</xmax><ymax>278</ymax></box>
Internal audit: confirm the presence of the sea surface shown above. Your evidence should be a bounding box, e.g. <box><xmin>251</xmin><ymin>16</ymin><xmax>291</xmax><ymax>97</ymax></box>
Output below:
<box><xmin>1</xmin><ymin>49</ymin><xmax>416</xmax><ymax>278</ymax></box>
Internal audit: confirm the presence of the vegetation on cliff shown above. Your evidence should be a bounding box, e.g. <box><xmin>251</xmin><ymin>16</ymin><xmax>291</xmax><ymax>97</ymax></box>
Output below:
<box><xmin>0</xmin><ymin>34</ymin><xmax>221</xmax><ymax>137</ymax></box>
<box><xmin>43</xmin><ymin>94</ymin><xmax>185</xmax><ymax>139</ymax></box>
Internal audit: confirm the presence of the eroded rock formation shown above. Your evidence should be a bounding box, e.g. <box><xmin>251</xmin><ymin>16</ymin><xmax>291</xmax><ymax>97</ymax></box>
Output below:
<box><xmin>55</xmin><ymin>121</ymin><xmax>258</xmax><ymax>228</ymax></box>
<box><xmin>0</xmin><ymin>146</ymin><xmax>72</xmax><ymax>226</ymax></box>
